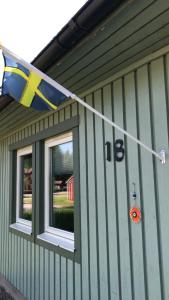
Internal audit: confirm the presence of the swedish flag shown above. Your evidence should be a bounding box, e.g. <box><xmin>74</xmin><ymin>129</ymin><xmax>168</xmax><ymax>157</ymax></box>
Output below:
<box><xmin>2</xmin><ymin>53</ymin><xmax>69</xmax><ymax>111</ymax></box>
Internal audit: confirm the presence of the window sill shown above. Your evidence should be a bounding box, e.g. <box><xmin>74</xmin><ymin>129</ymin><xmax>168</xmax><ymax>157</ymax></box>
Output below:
<box><xmin>37</xmin><ymin>232</ymin><xmax>74</xmax><ymax>252</ymax></box>
<box><xmin>10</xmin><ymin>222</ymin><xmax>32</xmax><ymax>236</ymax></box>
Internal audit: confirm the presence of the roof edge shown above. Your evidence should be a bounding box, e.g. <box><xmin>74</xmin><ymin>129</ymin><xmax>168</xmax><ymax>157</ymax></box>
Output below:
<box><xmin>32</xmin><ymin>0</ymin><xmax>125</xmax><ymax>72</ymax></box>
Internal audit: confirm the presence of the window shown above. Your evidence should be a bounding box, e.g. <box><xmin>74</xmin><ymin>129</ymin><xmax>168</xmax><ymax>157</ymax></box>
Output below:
<box><xmin>16</xmin><ymin>146</ymin><xmax>33</xmax><ymax>222</ymax></box>
<box><xmin>9</xmin><ymin>116</ymin><xmax>80</xmax><ymax>260</ymax></box>
<box><xmin>10</xmin><ymin>145</ymin><xmax>33</xmax><ymax>235</ymax></box>
<box><xmin>38</xmin><ymin>132</ymin><xmax>75</xmax><ymax>251</ymax></box>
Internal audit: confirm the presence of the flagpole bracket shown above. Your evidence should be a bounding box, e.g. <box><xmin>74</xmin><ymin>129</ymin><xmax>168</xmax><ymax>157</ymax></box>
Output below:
<box><xmin>159</xmin><ymin>149</ymin><xmax>167</xmax><ymax>164</ymax></box>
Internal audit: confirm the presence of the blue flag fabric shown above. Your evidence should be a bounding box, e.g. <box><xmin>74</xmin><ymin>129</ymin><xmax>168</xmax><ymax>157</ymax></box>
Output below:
<box><xmin>2</xmin><ymin>53</ymin><xmax>69</xmax><ymax>111</ymax></box>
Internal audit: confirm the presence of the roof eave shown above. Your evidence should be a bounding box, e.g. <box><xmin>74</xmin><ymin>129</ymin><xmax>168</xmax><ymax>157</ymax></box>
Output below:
<box><xmin>32</xmin><ymin>0</ymin><xmax>125</xmax><ymax>71</ymax></box>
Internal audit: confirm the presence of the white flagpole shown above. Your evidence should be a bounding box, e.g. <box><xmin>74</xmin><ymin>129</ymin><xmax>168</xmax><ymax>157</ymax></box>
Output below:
<box><xmin>1</xmin><ymin>45</ymin><xmax>166</xmax><ymax>164</ymax></box>
<box><xmin>71</xmin><ymin>94</ymin><xmax>166</xmax><ymax>164</ymax></box>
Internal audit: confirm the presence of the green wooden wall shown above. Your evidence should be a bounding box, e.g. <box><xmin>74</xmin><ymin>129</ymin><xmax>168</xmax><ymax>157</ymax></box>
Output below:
<box><xmin>0</xmin><ymin>49</ymin><xmax>169</xmax><ymax>300</ymax></box>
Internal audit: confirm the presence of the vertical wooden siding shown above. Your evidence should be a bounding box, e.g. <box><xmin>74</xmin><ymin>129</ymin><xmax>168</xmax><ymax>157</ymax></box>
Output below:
<box><xmin>0</xmin><ymin>52</ymin><xmax>169</xmax><ymax>300</ymax></box>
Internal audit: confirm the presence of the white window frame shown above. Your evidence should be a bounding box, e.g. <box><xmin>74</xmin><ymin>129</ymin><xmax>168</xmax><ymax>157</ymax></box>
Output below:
<box><xmin>10</xmin><ymin>145</ymin><xmax>32</xmax><ymax>235</ymax></box>
<box><xmin>39</xmin><ymin>131</ymin><xmax>74</xmax><ymax>251</ymax></box>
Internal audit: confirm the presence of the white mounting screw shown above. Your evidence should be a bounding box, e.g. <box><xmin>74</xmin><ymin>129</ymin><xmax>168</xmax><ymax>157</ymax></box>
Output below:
<box><xmin>159</xmin><ymin>149</ymin><xmax>166</xmax><ymax>164</ymax></box>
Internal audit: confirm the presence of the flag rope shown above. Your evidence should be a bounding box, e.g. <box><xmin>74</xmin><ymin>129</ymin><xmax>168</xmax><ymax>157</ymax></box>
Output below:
<box><xmin>1</xmin><ymin>45</ymin><xmax>166</xmax><ymax>164</ymax></box>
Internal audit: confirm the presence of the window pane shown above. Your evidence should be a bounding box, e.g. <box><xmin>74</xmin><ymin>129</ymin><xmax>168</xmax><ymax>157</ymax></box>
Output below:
<box><xmin>50</xmin><ymin>141</ymin><xmax>74</xmax><ymax>232</ymax></box>
<box><xmin>20</xmin><ymin>154</ymin><xmax>32</xmax><ymax>221</ymax></box>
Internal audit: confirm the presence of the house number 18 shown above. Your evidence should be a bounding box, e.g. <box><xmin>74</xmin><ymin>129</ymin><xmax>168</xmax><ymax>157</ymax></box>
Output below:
<box><xmin>105</xmin><ymin>139</ymin><xmax>125</xmax><ymax>162</ymax></box>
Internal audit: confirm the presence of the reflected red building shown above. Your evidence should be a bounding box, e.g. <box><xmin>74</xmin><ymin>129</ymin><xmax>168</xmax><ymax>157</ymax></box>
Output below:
<box><xmin>67</xmin><ymin>176</ymin><xmax>74</xmax><ymax>202</ymax></box>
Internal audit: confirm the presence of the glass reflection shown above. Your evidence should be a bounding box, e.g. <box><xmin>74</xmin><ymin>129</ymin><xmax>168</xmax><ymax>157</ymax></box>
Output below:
<box><xmin>50</xmin><ymin>141</ymin><xmax>74</xmax><ymax>232</ymax></box>
<box><xmin>20</xmin><ymin>154</ymin><xmax>32</xmax><ymax>221</ymax></box>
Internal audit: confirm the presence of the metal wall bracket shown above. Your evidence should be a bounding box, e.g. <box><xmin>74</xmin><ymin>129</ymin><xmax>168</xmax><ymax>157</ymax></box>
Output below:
<box><xmin>159</xmin><ymin>149</ymin><xmax>166</xmax><ymax>164</ymax></box>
